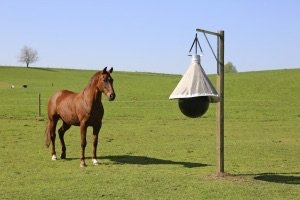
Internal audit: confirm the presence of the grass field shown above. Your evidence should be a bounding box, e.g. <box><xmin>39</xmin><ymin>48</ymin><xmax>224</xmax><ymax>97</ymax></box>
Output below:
<box><xmin>0</xmin><ymin>66</ymin><xmax>299</xmax><ymax>199</ymax></box>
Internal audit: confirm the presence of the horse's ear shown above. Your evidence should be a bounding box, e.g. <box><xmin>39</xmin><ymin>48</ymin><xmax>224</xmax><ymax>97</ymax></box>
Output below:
<box><xmin>109</xmin><ymin>67</ymin><xmax>113</xmax><ymax>73</ymax></box>
<box><xmin>102</xmin><ymin>67</ymin><xmax>107</xmax><ymax>73</ymax></box>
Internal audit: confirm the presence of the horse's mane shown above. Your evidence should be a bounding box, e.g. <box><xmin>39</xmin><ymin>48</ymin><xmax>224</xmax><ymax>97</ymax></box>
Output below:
<box><xmin>84</xmin><ymin>71</ymin><xmax>102</xmax><ymax>91</ymax></box>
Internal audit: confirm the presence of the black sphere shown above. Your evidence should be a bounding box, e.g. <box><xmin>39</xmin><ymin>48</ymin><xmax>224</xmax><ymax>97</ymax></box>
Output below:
<box><xmin>178</xmin><ymin>96</ymin><xmax>210</xmax><ymax>118</ymax></box>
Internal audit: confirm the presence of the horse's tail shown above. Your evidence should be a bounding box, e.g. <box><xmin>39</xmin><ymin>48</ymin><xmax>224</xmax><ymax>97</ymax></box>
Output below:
<box><xmin>45</xmin><ymin>121</ymin><xmax>51</xmax><ymax>148</ymax></box>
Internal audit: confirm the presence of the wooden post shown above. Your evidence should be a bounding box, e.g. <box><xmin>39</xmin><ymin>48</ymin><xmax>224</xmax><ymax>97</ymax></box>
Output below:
<box><xmin>216</xmin><ymin>31</ymin><xmax>225</xmax><ymax>175</ymax></box>
<box><xmin>196</xmin><ymin>28</ymin><xmax>225</xmax><ymax>175</ymax></box>
<box><xmin>38</xmin><ymin>93</ymin><xmax>41</xmax><ymax>117</ymax></box>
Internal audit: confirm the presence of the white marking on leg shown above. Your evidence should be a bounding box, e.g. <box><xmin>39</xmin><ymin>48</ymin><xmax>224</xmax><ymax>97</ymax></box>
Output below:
<box><xmin>92</xmin><ymin>158</ymin><xmax>99</xmax><ymax>165</ymax></box>
<box><xmin>52</xmin><ymin>154</ymin><xmax>57</xmax><ymax>160</ymax></box>
<box><xmin>80</xmin><ymin>160</ymin><xmax>87</xmax><ymax>168</ymax></box>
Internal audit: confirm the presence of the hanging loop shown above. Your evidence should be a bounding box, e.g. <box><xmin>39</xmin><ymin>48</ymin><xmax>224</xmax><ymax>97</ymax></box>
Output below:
<box><xmin>188</xmin><ymin>33</ymin><xmax>203</xmax><ymax>56</ymax></box>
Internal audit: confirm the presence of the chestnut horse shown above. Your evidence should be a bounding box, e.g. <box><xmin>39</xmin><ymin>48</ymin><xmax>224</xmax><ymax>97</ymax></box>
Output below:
<box><xmin>45</xmin><ymin>67</ymin><xmax>115</xmax><ymax>167</ymax></box>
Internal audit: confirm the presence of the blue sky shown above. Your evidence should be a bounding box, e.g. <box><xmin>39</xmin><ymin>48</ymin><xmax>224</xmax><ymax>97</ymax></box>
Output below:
<box><xmin>1</xmin><ymin>0</ymin><xmax>299</xmax><ymax>74</ymax></box>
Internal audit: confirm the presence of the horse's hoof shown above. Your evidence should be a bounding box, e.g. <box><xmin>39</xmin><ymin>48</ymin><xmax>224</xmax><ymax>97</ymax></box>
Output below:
<box><xmin>51</xmin><ymin>155</ymin><xmax>57</xmax><ymax>160</ymax></box>
<box><xmin>80</xmin><ymin>162</ymin><xmax>87</xmax><ymax>168</ymax></box>
<box><xmin>92</xmin><ymin>159</ymin><xmax>99</xmax><ymax>165</ymax></box>
<box><xmin>60</xmin><ymin>153</ymin><xmax>66</xmax><ymax>159</ymax></box>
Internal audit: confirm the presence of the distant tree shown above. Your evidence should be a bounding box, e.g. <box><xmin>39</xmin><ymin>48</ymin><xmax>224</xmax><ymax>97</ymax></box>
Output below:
<box><xmin>224</xmin><ymin>62</ymin><xmax>237</xmax><ymax>73</ymax></box>
<box><xmin>19</xmin><ymin>46</ymin><xmax>39</xmax><ymax>68</ymax></box>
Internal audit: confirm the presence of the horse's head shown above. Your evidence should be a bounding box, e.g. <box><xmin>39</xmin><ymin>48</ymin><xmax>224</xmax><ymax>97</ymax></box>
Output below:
<box><xmin>96</xmin><ymin>67</ymin><xmax>116</xmax><ymax>101</ymax></box>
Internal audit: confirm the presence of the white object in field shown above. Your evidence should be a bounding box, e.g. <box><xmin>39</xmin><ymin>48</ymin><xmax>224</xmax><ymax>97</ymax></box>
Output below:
<box><xmin>169</xmin><ymin>54</ymin><xmax>219</xmax><ymax>103</ymax></box>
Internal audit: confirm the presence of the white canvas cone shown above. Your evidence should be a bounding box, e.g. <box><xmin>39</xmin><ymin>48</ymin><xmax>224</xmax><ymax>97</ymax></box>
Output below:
<box><xmin>169</xmin><ymin>55</ymin><xmax>219</xmax><ymax>103</ymax></box>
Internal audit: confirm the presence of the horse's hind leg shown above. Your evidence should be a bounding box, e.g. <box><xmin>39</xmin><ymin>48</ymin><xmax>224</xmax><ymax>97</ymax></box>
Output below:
<box><xmin>58</xmin><ymin>122</ymin><xmax>71</xmax><ymax>159</ymax></box>
<box><xmin>49</xmin><ymin>116</ymin><xmax>59</xmax><ymax>160</ymax></box>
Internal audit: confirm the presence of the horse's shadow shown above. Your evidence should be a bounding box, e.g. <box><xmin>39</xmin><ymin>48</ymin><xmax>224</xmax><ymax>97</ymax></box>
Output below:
<box><xmin>253</xmin><ymin>173</ymin><xmax>300</xmax><ymax>185</ymax></box>
<box><xmin>100</xmin><ymin>155</ymin><xmax>209</xmax><ymax>168</ymax></box>
<box><xmin>235</xmin><ymin>172</ymin><xmax>300</xmax><ymax>185</ymax></box>
<box><xmin>67</xmin><ymin>155</ymin><xmax>209</xmax><ymax>168</ymax></box>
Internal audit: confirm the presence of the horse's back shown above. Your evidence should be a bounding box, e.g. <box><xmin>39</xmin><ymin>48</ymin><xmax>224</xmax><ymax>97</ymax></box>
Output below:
<box><xmin>47</xmin><ymin>90</ymin><xmax>79</xmax><ymax>122</ymax></box>
<box><xmin>48</xmin><ymin>90</ymin><xmax>76</xmax><ymax>106</ymax></box>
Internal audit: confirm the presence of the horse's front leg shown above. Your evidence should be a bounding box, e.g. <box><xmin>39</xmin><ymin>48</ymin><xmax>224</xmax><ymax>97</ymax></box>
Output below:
<box><xmin>92</xmin><ymin>124</ymin><xmax>101</xmax><ymax>165</ymax></box>
<box><xmin>80</xmin><ymin>123</ymin><xmax>88</xmax><ymax>167</ymax></box>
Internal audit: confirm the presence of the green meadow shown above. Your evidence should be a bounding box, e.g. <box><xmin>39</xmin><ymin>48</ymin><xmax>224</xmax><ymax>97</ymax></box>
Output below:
<box><xmin>0</xmin><ymin>66</ymin><xmax>299</xmax><ymax>199</ymax></box>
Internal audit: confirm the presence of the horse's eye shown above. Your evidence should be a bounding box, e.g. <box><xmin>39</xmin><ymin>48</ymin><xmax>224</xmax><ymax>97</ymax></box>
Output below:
<box><xmin>105</xmin><ymin>77</ymin><xmax>112</xmax><ymax>83</ymax></box>
<box><xmin>103</xmin><ymin>77</ymin><xmax>109</xmax><ymax>83</ymax></box>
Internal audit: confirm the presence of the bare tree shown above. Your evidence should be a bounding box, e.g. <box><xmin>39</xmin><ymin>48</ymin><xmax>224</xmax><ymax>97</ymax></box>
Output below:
<box><xmin>19</xmin><ymin>46</ymin><xmax>39</xmax><ymax>68</ymax></box>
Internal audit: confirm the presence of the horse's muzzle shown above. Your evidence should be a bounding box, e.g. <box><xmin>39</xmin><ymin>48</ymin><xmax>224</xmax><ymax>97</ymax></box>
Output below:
<box><xmin>109</xmin><ymin>93</ymin><xmax>116</xmax><ymax>101</ymax></box>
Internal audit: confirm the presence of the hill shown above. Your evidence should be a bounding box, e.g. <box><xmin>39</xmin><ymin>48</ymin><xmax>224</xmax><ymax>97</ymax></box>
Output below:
<box><xmin>0</xmin><ymin>66</ymin><xmax>299</xmax><ymax>199</ymax></box>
